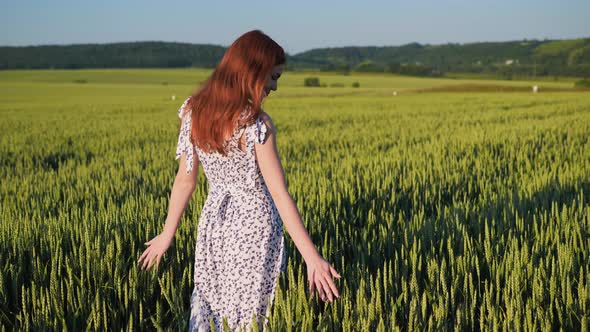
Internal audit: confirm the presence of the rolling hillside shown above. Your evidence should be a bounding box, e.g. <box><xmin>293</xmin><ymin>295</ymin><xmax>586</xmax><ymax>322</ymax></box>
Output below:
<box><xmin>1</xmin><ymin>38</ymin><xmax>589</xmax><ymax>77</ymax></box>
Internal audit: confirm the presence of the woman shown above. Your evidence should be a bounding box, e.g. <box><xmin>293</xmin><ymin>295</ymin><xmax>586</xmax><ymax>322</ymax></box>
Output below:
<box><xmin>137</xmin><ymin>30</ymin><xmax>341</xmax><ymax>331</ymax></box>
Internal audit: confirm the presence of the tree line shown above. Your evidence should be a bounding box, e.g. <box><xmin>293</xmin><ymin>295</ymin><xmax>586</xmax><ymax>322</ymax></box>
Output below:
<box><xmin>1</xmin><ymin>38</ymin><xmax>589</xmax><ymax>78</ymax></box>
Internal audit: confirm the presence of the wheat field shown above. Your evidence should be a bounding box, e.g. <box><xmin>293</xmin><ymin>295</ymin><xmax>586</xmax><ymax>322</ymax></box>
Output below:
<box><xmin>0</xmin><ymin>69</ymin><xmax>589</xmax><ymax>331</ymax></box>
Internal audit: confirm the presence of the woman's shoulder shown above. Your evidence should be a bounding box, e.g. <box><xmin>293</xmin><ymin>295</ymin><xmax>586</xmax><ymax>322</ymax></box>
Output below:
<box><xmin>250</xmin><ymin>110</ymin><xmax>275</xmax><ymax>145</ymax></box>
<box><xmin>258</xmin><ymin>110</ymin><xmax>275</xmax><ymax>134</ymax></box>
<box><xmin>177</xmin><ymin>96</ymin><xmax>192</xmax><ymax>119</ymax></box>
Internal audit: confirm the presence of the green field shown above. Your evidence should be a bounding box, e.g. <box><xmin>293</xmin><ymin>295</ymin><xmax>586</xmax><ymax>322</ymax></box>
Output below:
<box><xmin>0</xmin><ymin>69</ymin><xmax>589</xmax><ymax>331</ymax></box>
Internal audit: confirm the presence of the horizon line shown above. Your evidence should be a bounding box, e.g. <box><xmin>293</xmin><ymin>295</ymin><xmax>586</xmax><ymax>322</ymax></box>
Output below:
<box><xmin>1</xmin><ymin>35</ymin><xmax>589</xmax><ymax>56</ymax></box>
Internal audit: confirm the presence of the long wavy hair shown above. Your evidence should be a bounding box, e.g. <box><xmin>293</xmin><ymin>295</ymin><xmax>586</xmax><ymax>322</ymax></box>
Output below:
<box><xmin>184</xmin><ymin>30</ymin><xmax>285</xmax><ymax>155</ymax></box>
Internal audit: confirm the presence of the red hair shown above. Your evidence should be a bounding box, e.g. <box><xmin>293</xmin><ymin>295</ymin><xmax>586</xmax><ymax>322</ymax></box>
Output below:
<box><xmin>184</xmin><ymin>30</ymin><xmax>286</xmax><ymax>155</ymax></box>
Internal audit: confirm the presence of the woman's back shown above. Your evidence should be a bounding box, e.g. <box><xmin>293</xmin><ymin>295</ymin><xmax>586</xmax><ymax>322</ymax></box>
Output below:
<box><xmin>176</xmin><ymin>97</ymin><xmax>269</xmax><ymax>195</ymax></box>
<box><xmin>176</xmin><ymin>97</ymin><xmax>287</xmax><ymax>332</ymax></box>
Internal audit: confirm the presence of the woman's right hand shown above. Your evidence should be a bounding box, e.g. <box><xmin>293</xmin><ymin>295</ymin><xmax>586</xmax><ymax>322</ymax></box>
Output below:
<box><xmin>306</xmin><ymin>255</ymin><xmax>342</xmax><ymax>302</ymax></box>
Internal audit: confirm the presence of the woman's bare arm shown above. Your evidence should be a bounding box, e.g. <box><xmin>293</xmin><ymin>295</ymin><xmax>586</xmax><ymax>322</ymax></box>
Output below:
<box><xmin>254</xmin><ymin>112</ymin><xmax>319</xmax><ymax>263</ymax></box>
<box><xmin>255</xmin><ymin>112</ymin><xmax>341</xmax><ymax>302</ymax></box>
<box><xmin>138</xmin><ymin>150</ymin><xmax>198</xmax><ymax>270</ymax></box>
<box><xmin>162</xmin><ymin>153</ymin><xmax>199</xmax><ymax>238</ymax></box>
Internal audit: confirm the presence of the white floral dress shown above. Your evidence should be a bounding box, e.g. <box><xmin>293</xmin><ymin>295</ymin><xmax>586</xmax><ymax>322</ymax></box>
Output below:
<box><xmin>175</xmin><ymin>97</ymin><xmax>287</xmax><ymax>331</ymax></box>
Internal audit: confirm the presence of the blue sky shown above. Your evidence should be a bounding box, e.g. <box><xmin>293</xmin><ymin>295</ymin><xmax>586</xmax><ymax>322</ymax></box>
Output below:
<box><xmin>1</xmin><ymin>0</ymin><xmax>588</xmax><ymax>54</ymax></box>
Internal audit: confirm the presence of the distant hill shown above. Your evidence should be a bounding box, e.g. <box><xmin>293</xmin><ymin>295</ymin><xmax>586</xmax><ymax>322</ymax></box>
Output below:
<box><xmin>1</xmin><ymin>38</ymin><xmax>589</xmax><ymax>77</ymax></box>
<box><xmin>0</xmin><ymin>41</ymin><xmax>226</xmax><ymax>69</ymax></box>
<box><xmin>292</xmin><ymin>39</ymin><xmax>590</xmax><ymax>78</ymax></box>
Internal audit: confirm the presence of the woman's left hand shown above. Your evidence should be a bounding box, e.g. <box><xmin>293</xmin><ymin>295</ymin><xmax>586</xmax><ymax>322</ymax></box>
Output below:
<box><xmin>137</xmin><ymin>232</ymin><xmax>174</xmax><ymax>270</ymax></box>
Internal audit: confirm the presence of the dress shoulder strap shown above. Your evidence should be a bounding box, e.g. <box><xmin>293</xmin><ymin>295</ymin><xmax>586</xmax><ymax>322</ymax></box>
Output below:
<box><xmin>253</xmin><ymin>114</ymin><xmax>269</xmax><ymax>144</ymax></box>
<box><xmin>177</xmin><ymin>96</ymin><xmax>191</xmax><ymax>119</ymax></box>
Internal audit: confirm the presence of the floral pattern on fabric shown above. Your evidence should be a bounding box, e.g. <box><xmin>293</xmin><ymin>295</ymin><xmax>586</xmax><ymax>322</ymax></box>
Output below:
<box><xmin>175</xmin><ymin>97</ymin><xmax>196</xmax><ymax>174</ymax></box>
<box><xmin>172</xmin><ymin>98</ymin><xmax>284</xmax><ymax>332</ymax></box>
